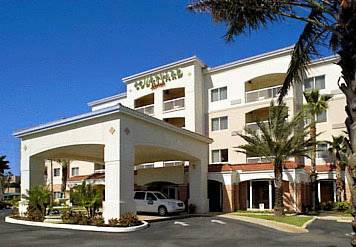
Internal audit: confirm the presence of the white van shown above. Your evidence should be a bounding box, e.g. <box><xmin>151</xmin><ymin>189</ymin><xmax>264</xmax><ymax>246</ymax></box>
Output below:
<box><xmin>134</xmin><ymin>191</ymin><xmax>185</xmax><ymax>216</ymax></box>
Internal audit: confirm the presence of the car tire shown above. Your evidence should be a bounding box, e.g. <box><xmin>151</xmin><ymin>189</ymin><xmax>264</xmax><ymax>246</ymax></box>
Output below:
<box><xmin>158</xmin><ymin>206</ymin><xmax>167</xmax><ymax>216</ymax></box>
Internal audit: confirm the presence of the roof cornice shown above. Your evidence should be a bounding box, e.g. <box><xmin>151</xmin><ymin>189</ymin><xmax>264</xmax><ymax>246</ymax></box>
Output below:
<box><xmin>207</xmin><ymin>45</ymin><xmax>295</xmax><ymax>74</ymax></box>
<box><xmin>87</xmin><ymin>92</ymin><xmax>127</xmax><ymax>107</ymax></box>
<box><xmin>122</xmin><ymin>56</ymin><xmax>206</xmax><ymax>83</ymax></box>
<box><xmin>14</xmin><ymin>104</ymin><xmax>212</xmax><ymax>144</ymax></box>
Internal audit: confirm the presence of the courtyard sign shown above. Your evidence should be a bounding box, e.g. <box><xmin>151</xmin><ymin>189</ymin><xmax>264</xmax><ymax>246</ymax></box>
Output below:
<box><xmin>134</xmin><ymin>68</ymin><xmax>183</xmax><ymax>91</ymax></box>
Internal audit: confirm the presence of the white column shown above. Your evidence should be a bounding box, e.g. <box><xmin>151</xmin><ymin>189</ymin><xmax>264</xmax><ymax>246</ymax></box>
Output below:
<box><xmin>269</xmin><ymin>180</ymin><xmax>273</xmax><ymax>210</ymax></box>
<box><xmin>317</xmin><ymin>181</ymin><xmax>321</xmax><ymax>203</ymax></box>
<box><xmin>249</xmin><ymin>180</ymin><xmax>253</xmax><ymax>209</ymax></box>
<box><xmin>333</xmin><ymin>180</ymin><xmax>336</xmax><ymax>202</ymax></box>
<box><xmin>189</xmin><ymin>160</ymin><xmax>208</xmax><ymax>214</ymax></box>
<box><xmin>20</xmin><ymin>155</ymin><xmax>45</xmax><ymax>215</ymax></box>
<box><xmin>103</xmin><ymin>123</ymin><xmax>135</xmax><ymax>223</ymax></box>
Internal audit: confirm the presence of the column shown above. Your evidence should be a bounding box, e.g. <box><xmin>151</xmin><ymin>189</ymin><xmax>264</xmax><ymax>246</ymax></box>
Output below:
<box><xmin>269</xmin><ymin>180</ymin><xmax>273</xmax><ymax>210</ymax></box>
<box><xmin>103</xmin><ymin>127</ymin><xmax>135</xmax><ymax>223</ymax></box>
<box><xmin>20</xmin><ymin>155</ymin><xmax>45</xmax><ymax>215</ymax></box>
<box><xmin>317</xmin><ymin>181</ymin><xmax>321</xmax><ymax>203</ymax></box>
<box><xmin>249</xmin><ymin>180</ymin><xmax>253</xmax><ymax>209</ymax></box>
<box><xmin>333</xmin><ymin>180</ymin><xmax>336</xmax><ymax>202</ymax></box>
<box><xmin>188</xmin><ymin>160</ymin><xmax>208</xmax><ymax>214</ymax></box>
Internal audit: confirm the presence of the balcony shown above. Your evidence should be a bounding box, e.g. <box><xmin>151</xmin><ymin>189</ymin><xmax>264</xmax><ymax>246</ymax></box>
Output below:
<box><xmin>245</xmin><ymin>85</ymin><xmax>282</xmax><ymax>103</ymax></box>
<box><xmin>163</xmin><ymin>97</ymin><xmax>185</xmax><ymax>112</ymax></box>
<box><xmin>135</xmin><ymin>104</ymin><xmax>154</xmax><ymax>115</ymax></box>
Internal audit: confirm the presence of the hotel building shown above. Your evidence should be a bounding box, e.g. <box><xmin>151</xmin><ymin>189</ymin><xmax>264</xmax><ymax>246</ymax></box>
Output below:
<box><xmin>17</xmin><ymin>46</ymin><xmax>348</xmax><ymax>219</ymax></box>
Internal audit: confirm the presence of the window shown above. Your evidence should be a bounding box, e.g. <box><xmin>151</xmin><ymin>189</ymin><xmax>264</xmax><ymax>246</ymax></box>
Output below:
<box><xmin>53</xmin><ymin>168</ymin><xmax>60</xmax><ymax>177</ymax></box>
<box><xmin>211</xmin><ymin>86</ymin><xmax>227</xmax><ymax>102</ymax></box>
<box><xmin>71</xmin><ymin>167</ymin><xmax>79</xmax><ymax>176</ymax></box>
<box><xmin>303</xmin><ymin>75</ymin><xmax>325</xmax><ymax>90</ymax></box>
<box><xmin>146</xmin><ymin>192</ymin><xmax>157</xmax><ymax>201</ymax></box>
<box><xmin>212</xmin><ymin>149</ymin><xmax>229</xmax><ymax>163</ymax></box>
<box><xmin>134</xmin><ymin>192</ymin><xmax>146</xmax><ymax>200</ymax></box>
<box><xmin>211</xmin><ymin>116</ymin><xmax>228</xmax><ymax>131</ymax></box>
<box><xmin>316</xmin><ymin>110</ymin><xmax>327</xmax><ymax>123</ymax></box>
<box><xmin>54</xmin><ymin>192</ymin><xmax>63</xmax><ymax>199</ymax></box>
<box><xmin>154</xmin><ymin>192</ymin><xmax>167</xmax><ymax>199</ymax></box>
<box><xmin>317</xmin><ymin>144</ymin><xmax>328</xmax><ymax>159</ymax></box>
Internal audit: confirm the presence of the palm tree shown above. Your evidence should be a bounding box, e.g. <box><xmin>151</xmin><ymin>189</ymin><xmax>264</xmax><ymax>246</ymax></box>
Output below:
<box><xmin>327</xmin><ymin>135</ymin><xmax>348</xmax><ymax>202</ymax></box>
<box><xmin>0</xmin><ymin>155</ymin><xmax>10</xmax><ymax>201</ymax></box>
<box><xmin>56</xmin><ymin>159</ymin><xmax>70</xmax><ymax>199</ymax></box>
<box><xmin>304</xmin><ymin>89</ymin><xmax>332</xmax><ymax>210</ymax></box>
<box><xmin>188</xmin><ymin>1</ymin><xmax>356</xmax><ymax>243</ymax></box>
<box><xmin>237</xmin><ymin>102</ymin><xmax>314</xmax><ymax>216</ymax></box>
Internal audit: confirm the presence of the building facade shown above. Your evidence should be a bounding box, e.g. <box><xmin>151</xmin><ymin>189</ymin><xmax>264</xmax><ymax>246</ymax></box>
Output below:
<box><xmin>43</xmin><ymin>46</ymin><xmax>348</xmax><ymax>213</ymax></box>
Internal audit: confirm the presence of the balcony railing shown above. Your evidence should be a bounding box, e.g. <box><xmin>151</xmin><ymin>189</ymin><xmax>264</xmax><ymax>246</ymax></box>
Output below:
<box><xmin>245</xmin><ymin>85</ymin><xmax>282</xmax><ymax>103</ymax></box>
<box><xmin>135</xmin><ymin>104</ymin><xmax>154</xmax><ymax>115</ymax></box>
<box><xmin>163</xmin><ymin>97</ymin><xmax>185</xmax><ymax>112</ymax></box>
<box><xmin>247</xmin><ymin>157</ymin><xmax>270</xmax><ymax>163</ymax></box>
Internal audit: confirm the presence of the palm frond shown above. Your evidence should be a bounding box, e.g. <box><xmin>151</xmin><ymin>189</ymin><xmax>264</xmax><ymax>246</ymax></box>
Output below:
<box><xmin>188</xmin><ymin>0</ymin><xmax>287</xmax><ymax>41</ymax></box>
<box><xmin>278</xmin><ymin>8</ymin><xmax>326</xmax><ymax>102</ymax></box>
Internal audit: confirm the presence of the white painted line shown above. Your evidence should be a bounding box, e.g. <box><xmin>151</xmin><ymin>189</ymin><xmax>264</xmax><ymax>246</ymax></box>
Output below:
<box><xmin>174</xmin><ymin>221</ymin><xmax>189</xmax><ymax>227</ymax></box>
<box><xmin>211</xmin><ymin>219</ymin><xmax>226</xmax><ymax>225</ymax></box>
<box><xmin>345</xmin><ymin>232</ymin><xmax>354</xmax><ymax>237</ymax></box>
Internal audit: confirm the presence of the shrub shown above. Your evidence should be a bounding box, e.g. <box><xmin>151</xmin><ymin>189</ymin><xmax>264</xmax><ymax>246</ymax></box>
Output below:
<box><xmin>335</xmin><ymin>201</ymin><xmax>351</xmax><ymax>211</ymax></box>
<box><xmin>108</xmin><ymin>218</ymin><xmax>119</xmax><ymax>226</ymax></box>
<box><xmin>61</xmin><ymin>210</ymin><xmax>88</xmax><ymax>225</ymax></box>
<box><xmin>91</xmin><ymin>214</ymin><xmax>104</xmax><ymax>226</ymax></box>
<box><xmin>10</xmin><ymin>207</ymin><xmax>19</xmax><ymax>217</ymax></box>
<box><xmin>22</xmin><ymin>186</ymin><xmax>50</xmax><ymax>221</ymax></box>
<box><xmin>119</xmin><ymin>212</ymin><xmax>139</xmax><ymax>227</ymax></box>
<box><xmin>27</xmin><ymin>206</ymin><xmax>45</xmax><ymax>222</ymax></box>
<box><xmin>320</xmin><ymin>201</ymin><xmax>334</xmax><ymax>211</ymax></box>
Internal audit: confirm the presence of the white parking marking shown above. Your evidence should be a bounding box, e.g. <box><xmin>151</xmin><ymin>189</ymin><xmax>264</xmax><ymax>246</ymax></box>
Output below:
<box><xmin>211</xmin><ymin>219</ymin><xmax>226</xmax><ymax>225</ymax></box>
<box><xmin>345</xmin><ymin>232</ymin><xmax>354</xmax><ymax>236</ymax></box>
<box><xmin>174</xmin><ymin>221</ymin><xmax>189</xmax><ymax>227</ymax></box>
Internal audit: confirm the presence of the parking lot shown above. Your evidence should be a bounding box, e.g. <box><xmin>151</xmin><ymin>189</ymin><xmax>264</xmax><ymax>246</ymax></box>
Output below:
<box><xmin>0</xmin><ymin>209</ymin><xmax>351</xmax><ymax>247</ymax></box>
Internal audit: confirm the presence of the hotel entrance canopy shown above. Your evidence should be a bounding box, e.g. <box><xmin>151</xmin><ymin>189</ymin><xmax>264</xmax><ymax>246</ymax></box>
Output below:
<box><xmin>14</xmin><ymin>104</ymin><xmax>212</xmax><ymax>222</ymax></box>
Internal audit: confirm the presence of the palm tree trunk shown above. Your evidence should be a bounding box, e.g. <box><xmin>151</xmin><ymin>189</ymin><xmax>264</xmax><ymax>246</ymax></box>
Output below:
<box><xmin>274</xmin><ymin>159</ymin><xmax>284</xmax><ymax>216</ymax></box>
<box><xmin>310</xmin><ymin>122</ymin><xmax>318</xmax><ymax>211</ymax></box>
<box><xmin>335</xmin><ymin>159</ymin><xmax>344</xmax><ymax>202</ymax></box>
<box><xmin>61</xmin><ymin>163</ymin><xmax>68</xmax><ymax>199</ymax></box>
<box><xmin>337</xmin><ymin>3</ymin><xmax>356</xmax><ymax>245</ymax></box>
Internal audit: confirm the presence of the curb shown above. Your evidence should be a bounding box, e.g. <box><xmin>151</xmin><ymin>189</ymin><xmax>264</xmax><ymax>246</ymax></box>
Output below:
<box><xmin>316</xmin><ymin>216</ymin><xmax>353</xmax><ymax>223</ymax></box>
<box><xmin>5</xmin><ymin>216</ymin><xmax>149</xmax><ymax>233</ymax></box>
<box><xmin>217</xmin><ymin>214</ymin><xmax>310</xmax><ymax>233</ymax></box>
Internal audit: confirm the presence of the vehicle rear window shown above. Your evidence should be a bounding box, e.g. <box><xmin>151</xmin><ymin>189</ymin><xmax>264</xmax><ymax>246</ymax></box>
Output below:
<box><xmin>134</xmin><ymin>192</ymin><xmax>145</xmax><ymax>200</ymax></box>
<box><xmin>154</xmin><ymin>192</ymin><xmax>167</xmax><ymax>199</ymax></box>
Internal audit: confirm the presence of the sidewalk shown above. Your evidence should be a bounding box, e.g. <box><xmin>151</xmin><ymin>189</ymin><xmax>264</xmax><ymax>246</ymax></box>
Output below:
<box><xmin>218</xmin><ymin>213</ymin><xmax>314</xmax><ymax>233</ymax></box>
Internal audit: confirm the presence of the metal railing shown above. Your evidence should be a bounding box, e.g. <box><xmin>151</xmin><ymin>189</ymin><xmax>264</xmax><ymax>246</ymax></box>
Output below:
<box><xmin>245</xmin><ymin>85</ymin><xmax>282</xmax><ymax>103</ymax></box>
<box><xmin>163</xmin><ymin>97</ymin><xmax>185</xmax><ymax>112</ymax></box>
<box><xmin>135</xmin><ymin>104</ymin><xmax>154</xmax><ymax>115</ymax></box>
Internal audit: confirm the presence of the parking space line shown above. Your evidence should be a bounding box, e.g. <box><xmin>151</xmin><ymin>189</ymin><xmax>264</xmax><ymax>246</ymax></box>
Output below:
<box><xmin>211</xmin><ymin>219</ymin><xmax>226</xmax><ymax>225</ymax></box>
<box><xmin>174</xmin><ymin>221</ymin><xmax>189</xmax><ymax>227</ymax></box>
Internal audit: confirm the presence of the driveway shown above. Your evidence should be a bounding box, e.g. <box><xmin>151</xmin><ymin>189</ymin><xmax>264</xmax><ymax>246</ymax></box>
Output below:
<box><xmin>0</xmin><ymin>210</ymin><xmax>351</xmax><ymax>247</ymax></box>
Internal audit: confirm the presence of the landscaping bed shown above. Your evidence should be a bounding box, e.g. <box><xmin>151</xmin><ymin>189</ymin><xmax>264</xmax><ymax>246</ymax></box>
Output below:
<box><xmin>234</xmin><ymin>212</ymin><xmax>313</xmax><ymax>227</ymax></box>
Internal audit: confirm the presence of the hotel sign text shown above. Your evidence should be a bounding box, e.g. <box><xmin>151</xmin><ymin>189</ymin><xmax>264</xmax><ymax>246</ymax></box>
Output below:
<box><xmin>134</xmin><ymin>68</ymin><xmax>183</xmax><ymax>91</ymax></box>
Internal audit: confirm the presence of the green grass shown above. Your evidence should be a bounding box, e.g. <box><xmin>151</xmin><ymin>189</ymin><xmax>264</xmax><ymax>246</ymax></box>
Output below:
<box><xmin>234</xmin><ymin>212</ymin><xmax>313</xmax><ymax>227</ymax></box>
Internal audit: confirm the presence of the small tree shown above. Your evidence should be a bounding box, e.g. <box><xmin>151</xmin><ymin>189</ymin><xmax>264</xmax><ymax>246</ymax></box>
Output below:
<box><xmin>0</xmin><ymin>155</ymin><xmax>10</xmax><ymax>201</ymax></box>
<box><xmin>304</xmin><ymin>89</ymin><xmax>332</xmax><ymax>210</ymax></box>
<box><xmin>22</xmin><ymin>186</ymin><xmax>51</xmax><ymax>221</ymax></box>
<box><xmin>70</xmin><ymin>181</ymin><xmax>101</xmax><ymax>219</ymax></box>
<box><xmin>237</xmin><ymin>102</ymin><xmax>314</xmax><ymax>216</ymax></box>
<box><xmin>327</xmin><ymin>135</ymin><xmax>348</xmax><ymax>202</ymax></box>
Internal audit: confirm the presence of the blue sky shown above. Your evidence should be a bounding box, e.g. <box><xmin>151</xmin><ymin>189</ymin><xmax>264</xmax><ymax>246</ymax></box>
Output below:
<box><xmin>0</xmin><ymin>1</ymin><xmax>307</xmax><ymax>175</ymax></box>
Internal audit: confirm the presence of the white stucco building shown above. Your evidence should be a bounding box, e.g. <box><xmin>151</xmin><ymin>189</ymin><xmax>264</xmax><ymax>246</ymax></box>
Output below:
<box><xmin>14</xmin><ymin>46</ymin><xmax>348</xmax><ymax>220</ymax></box>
